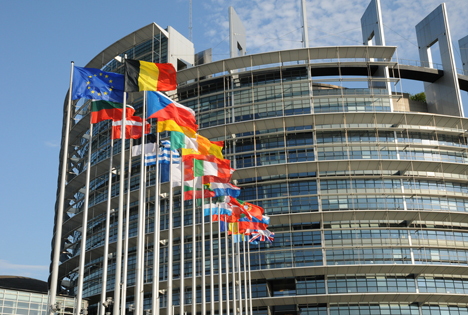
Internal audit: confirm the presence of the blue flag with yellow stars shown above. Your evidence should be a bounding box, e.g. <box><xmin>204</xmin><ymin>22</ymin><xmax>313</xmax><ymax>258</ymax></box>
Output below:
<box><xmin>71</xmin><ymin>66</ymin><xmax>124</xmax><ymax>103</ymax></box>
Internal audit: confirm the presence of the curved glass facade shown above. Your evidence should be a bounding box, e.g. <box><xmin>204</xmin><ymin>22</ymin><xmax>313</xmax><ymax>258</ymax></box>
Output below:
<box><xmin>54</xmin><ymin>24</ymin><xmax>468</xmax><ymax>315</ymax></box>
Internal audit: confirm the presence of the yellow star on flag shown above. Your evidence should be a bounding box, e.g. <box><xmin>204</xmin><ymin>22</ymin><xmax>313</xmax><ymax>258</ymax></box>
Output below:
<box><xmin>104</xmin><ymin>92</ymin><xmax>108</xmax><ymax>95</ymax></box>
<box><xmin>99</xmin><ymin>73</ymin><xmax>102</xmax><ymax>76</ymax></box>
<box><xmin>91</xmin><ymin>90</ymin><xmax>95</xmax><ymax>94</ymax></box>
<box><xmin>109</xmin><ymin>80</ymin><xmax>112</xmax><ymax>83</ymax></box>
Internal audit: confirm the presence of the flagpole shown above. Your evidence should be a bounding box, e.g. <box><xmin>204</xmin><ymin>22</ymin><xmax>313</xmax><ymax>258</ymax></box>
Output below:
<box><xmin>50</xmin><ymin>61</ymin><xmax>74</xmax><ymax>315</ymax></box>
<box><xmin>76</xmin><ymin>122</ymin><xmax>93</xmax><ymax>315</ymax></box>
<box><xmin>152</xmin><ymin>131</ymin><xmax>160</xmax><ymax>315</ymax></box>
<box><xmin>237</xmin><ymin>235</ymin><xmax>242</xmax><ymax>315</ymax></box>
<box><xmin>167</xmin><ymin>148</ymin><xmax>174</xmax><ymax>315</ymax></box>
<box><xmin>135</xmin><ymin>91</ymin><xmax>147</xmax><ymax>315</ymax></box>
<box><xmin>247</xmin><ymin>240</ymin><xmax>252</xmax><ymax>315</ymax></box>
<box><xmin>180</xmin><ymin>156</ymin><xmax>185</xmax><ymax>314</ymax></box>
<box><xmin>113</xmin><ymin>68</ymin><xmax>128</xmax><ymax>315</ymax></box>
<box><xmin>217</xmin><ymin>204</ymin><xmax>223</xmax><ymax>315</ymax></box>
<box><xmin>201</xmin><ymin>190</ymin><xmax>206</xmax><ymax>315</ymax></box>
<box><xmin>191</xmin><ymin>175</ymin><xmax>196</xmax><ymax>315</ymax></box>
<box><xmin>242</xmin><ymin>236</ymin><xmax>248</xmax><ymax>315</ymax></box>
<box><xmin>121</xmin><ymin>138</ymin><xmax>133</xmax><ymax>315</ymax></box>
<box><xmin>209</xmin><ymin>198</ymin><xmax>214</xmax><ymax>315</ymax></box>
<box><xmin>231</xmin><ymin>233</ymin><xmax>237</xmax><ymax>315</ymax></box>
<box><xmin>100</xmin><ymin>130</ymin><xmax>115</xmax><ymax>315</ymax></box>
<box><xmin>224</xmin><ymin>215</ymin><xmax>230</xmax><ymax>315</ymax></box>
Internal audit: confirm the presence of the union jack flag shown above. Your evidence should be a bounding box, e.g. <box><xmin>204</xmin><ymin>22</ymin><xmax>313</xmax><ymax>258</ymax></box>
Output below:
<box><xmin>249</xmin><ymin>229</ymin><xmax>274</xmax><ymax>244</ymax></box>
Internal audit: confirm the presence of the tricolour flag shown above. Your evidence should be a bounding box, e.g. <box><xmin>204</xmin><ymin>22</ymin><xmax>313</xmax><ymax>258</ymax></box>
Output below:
<box><xmin>187</xmin><ymin>156</ymin><xmax>233</xmax><ymax>181</ymax></box>
<box><xmin>125</xmin><ymin>60</ymin><xmax>177</xmax><ymax>92</ymax></box>
<box><xmin>207</xmin><ymin>182</ymin><xmax>241</xmax><ymax>198</ymax></box>
<box><xmin>147</xmin><ymin>92</ymin><xmax>198</xmax><ymax>135</ymax></box>
<box><xmin>203</xmin><ymin>201</ymin><xmax>233</xmax><ymax>217</ymax></box>
<box><xmin>112</xmin><ymin>116</ymin><xmax>150</xmax><ymax>139</ymax></box>
<box><xmin>72</xmin><ymin>66</ymin><xmax>124</xmax><ymax>103</ymax></box>
<box><xmin>91</xmin><ymin>101</ymin><xmax>135</xmax><ymax>124</ymax></box>
<box><xmin>171</xmin><ymin>132</ymin><xmax>224</xmax><ymax>159</ymax></box>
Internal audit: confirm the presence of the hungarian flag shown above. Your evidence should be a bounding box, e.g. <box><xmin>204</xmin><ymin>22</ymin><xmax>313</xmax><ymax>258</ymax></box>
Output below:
<box><xmin>91</xmin><ymin>100</ymin><xmax>135</xmax><ymax>124</ymax></box>
<box><xmin>147</xmin><ymin>91</ymin><xmax>198</xmax><ymax>135</ymax></box>
<box><xmin>125</xmin><ymin>60</ymin><xmax>177</xmax><ymax>92</ymax></box>
<box><xmin>112</xmin><ymin>116</ymin><xmax>150</xmax><ymax>139</ymax></box>
<box><xmin>171</xmin><ymin>131</ymin><xmax>224</xmax><ymax>160</ymax></box>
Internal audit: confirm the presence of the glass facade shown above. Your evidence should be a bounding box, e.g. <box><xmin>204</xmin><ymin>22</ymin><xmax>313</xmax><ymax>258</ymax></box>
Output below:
<box><xmin>54</xmin><ymin>24</ymin><xmax>468</xmax><ymax>315</ymax></box>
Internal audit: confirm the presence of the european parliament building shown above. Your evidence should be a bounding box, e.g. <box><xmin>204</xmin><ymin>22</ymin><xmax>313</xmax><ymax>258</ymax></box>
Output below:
<box><xmin>52</xmin><ymin>1</ymin><xmax>468</xmax><ymax>315</ymax></box>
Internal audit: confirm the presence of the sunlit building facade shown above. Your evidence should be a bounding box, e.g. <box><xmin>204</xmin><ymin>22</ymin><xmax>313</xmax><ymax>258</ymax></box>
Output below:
<box><xmin>52</xmin><ymin>2</ymin><xmax>468</xmax><ymax>315</ymax></box>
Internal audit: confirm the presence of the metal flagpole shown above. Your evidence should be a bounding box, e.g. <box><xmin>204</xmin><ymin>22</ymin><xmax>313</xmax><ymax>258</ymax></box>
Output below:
<box><xmin>152</xmin><ymin>131</ymin><xmax>160</xmax><ymax>315</ymax></box>
<box><xmin>191</xmin><ymin>175</ymin><xmax>196</xmax><ymax>315</ymax></box>
<box><xmin>201</xmin><ymin>190</ymin><xmax>206</xmax><ymax>315</ymax></box>
<box><xmin>113</xmin><ymin>63</ymin><xmax>128</xmax><ymax>315</ymax></box>
<box><xmin>209</xmin><ymin>198</ymin><xmax>214</xmax><ymax>315</ymax></box>
<box><xmin>231</xmin><ymin>232</ymin><xmax>237</xmax><ymax>315</ymax></box>
<box><xmin>50</xmin><ymin>61</ymin><xmax>74</xmax><ymax>315</ymax></box>
<box><xmin>247</xmin><ymin>239</ymin><xmax>252</xmax><ymax>315</ymax></box>
<box><xmin>76</xmin><ymin>122</ymin><xmax>93</xmax><ymax>315</ymax></box>
<box><xmin>135</xmin><ymin>91</ymin><xmax>147</xmax><ymax>315</ymax></box>
<box><xmin>224</xmin><ymin>215</ymin><xmax>230</xmax><ymax>315</ymax></box>
<box><xmin>217</xmin><ymin>205</ymin><xmax>223</xmax><ymax>315</ymax></box>
<box><xmin>237</xmin><ymin>235</ymin><xmax>242</xmax><ymax>315</ymax></box>
<box><xmin>167</xmin><ymin>149</ymin><xmax>174</xmax><ymax>315</ymax></box>
<box><xmin>180</xmin><ymin>157</ymin><xmax>185</xmax><ymax>314</ymax></box>
<box><xmin>121</xmin><ymin>138</ymin><xmax>133</xmax><ymax>315</ymax></box>
<box><xmin>242</xmin><ymin>237</ymin><xmax>248</xmax><ymax>315</ymax></box>
<box><xmin>100</xmin><ymin>131</ymin><xmax>115</xmax><ymax>315</ymax></box>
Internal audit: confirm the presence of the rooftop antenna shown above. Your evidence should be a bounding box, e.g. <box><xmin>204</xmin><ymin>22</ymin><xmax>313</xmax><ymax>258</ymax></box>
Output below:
<box><xmin>300</xmin><ymin>0</ymin><xmax>309</xmax><ymax>48</ymax></box>
<box><xmin>189</xmin><ymin>0</ymin><xmax>193</xmax><ymax>42</ymax></box>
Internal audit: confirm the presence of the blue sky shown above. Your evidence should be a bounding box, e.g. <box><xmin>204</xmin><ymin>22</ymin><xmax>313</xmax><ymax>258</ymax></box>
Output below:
<box><xmin>0</xmin><ymin>0</ymin><xmax>467</xmax><ymax>282</ymax></box>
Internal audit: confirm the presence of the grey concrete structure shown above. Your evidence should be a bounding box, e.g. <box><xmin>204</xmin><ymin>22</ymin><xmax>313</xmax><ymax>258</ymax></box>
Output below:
<box><xmin>229</xmin><ymin>6</ymin><xmax>246</xmax><ymax>58</ymax></box>
<box><xmin>416</xmin><ymin>4</ymin><xmax>464</xmax><ymax>116</ymax></box>
<box><xmin>458</xmin><ymin>35</ymin><xmax>468</xmax><ymax>75</ymax></box>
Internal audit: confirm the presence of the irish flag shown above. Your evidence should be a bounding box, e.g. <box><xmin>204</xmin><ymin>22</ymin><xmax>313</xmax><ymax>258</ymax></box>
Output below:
<box><xmin>171</xmin><ymin>131</ymin><xmax>224</xmax><ymax>159</ymax></box>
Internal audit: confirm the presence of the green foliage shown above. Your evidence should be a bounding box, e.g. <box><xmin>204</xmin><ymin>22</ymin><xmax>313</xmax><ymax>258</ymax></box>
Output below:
<box><xmin>410</xmin><ymin>92</ymin><xmax>426</xmax><ymax>103</ymax></box>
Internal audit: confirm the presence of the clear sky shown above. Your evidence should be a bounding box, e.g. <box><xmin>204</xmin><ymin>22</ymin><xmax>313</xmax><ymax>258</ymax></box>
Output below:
<box><xmin>0</xmin><ymin>0</ymin><xmax>467</xmax><ymax>282</ymax></box>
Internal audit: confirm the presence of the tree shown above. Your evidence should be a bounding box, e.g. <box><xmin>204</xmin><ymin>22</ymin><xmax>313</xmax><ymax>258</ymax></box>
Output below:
<box><xmin>410</xmin><ymin>92</ymin><xmax>426</xmax><ymax>103</ymax></box>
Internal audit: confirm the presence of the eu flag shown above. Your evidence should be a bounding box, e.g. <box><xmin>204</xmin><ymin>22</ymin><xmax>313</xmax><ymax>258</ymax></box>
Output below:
<box><xmin>72</xmin><ymin>66</ymin><xmax>124</xmax><ymax>103</ymax></box>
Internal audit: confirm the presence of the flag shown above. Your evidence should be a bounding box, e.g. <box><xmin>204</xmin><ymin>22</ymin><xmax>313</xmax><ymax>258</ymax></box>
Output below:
<box><xmin>229</xmin><ymin>222</ymin><xmax>243</xmax><ymax>243</ymax></box>
<box><xmin>230</xmin><ymin>198</ymin><xmax>264</xmax><ymax>221</ymax></box>
<box><xmin>171</xmin><ymin>132</ymin><xmax>224</xmax><ymax>159</ymax></box>
<box><xmin>147</xmin><ymin>92</ymin><xmax>198</xmax><ymax>135</ymax></box>
<box><xmin>125</xmin><ymin>60</ymin><xmax>177</xmax><ymax>92</ymax></box>
<box><xmin>183</xmin><ymin>156</ymin><xmax>233</xmax><ymax>181</ymax></box>
<box><xmin>91</xmin><ymin>100</ymin><xmax>135</xmax><ymax>124</ymax></box>
<box><xmin>206</xmin><ymin>182</ymin><xmax>241</xmax><ymax>198</ymax></box>
<box><xmin>112</xmin><ymin>116</ymin><xmax>150</xmax><ymax>139</ymax></box>
<box><xmin>249</xmin><ymin>229</ymin><xmax>274</xmax><ymax>244</ymax></box>
<box><xmin>72</xmin><ymin>66</ymin><xmax>124</xmax><ymax>102</ymax></box>
<box><xmin>159</xmin><ymin>140</ymin><xmax>182</xmax><ymax>187</ymax></box>
<box><xmin>184</xmin><ymin>179</ymin><xmax>216</xmax><ymax>199</ymax></box>
<box><xmin>132</xmin><ymin>142</ymin><xmax>158</xmax><ymax>166</ymax></box>
<box><xmin>203</xmin><ymin>200</ymin><xmax>233</xmax><ymax>217</ymax></box>
<box><xmin>240</xmin><ymin>216</ymin><xmax>270</xmax><ymax>235</ymax></box>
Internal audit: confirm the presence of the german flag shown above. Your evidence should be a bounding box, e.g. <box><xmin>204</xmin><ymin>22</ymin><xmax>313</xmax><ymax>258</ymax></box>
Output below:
<box><xmin>125</xmin><ymin>59</ymin><xmax>177</xmax><ymax>92</ymax></box>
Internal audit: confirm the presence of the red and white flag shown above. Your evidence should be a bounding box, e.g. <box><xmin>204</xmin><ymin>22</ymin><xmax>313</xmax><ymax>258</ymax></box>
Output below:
<box><xmin>112</xmin><ymin>116</ymin><xmax>150</xmax><ymax>139</ymax></box>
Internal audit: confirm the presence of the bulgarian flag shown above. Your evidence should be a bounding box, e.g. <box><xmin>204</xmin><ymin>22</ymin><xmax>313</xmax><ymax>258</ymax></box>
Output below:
<box><xmin>171</xmin><ymin>131</ymin><xmax>224</xmax><ymax>160</ymax></box>
<box><xmin>112</xmin><ymin>116</ymin><xmax>150</xmax><ymax>139</ymax></box>
<box><xmin>91</xmin><ymin>100</ymin><xmax>135</xmax><ymax>124</ymax></box>
<box><xmin>183</xmin><ymin>178</ymin><xmax>216</xmax><ymax>199</ymax></box>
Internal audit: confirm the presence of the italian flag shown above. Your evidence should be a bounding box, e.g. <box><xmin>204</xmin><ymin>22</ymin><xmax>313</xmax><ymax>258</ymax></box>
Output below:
<box><xmin>91</xmin><ymin>100</ymin><xmax>135</xmax><ymax>124</ymax></box>
<box><xmin>193</xmin><ymin>157</ymin><xmax>232</xmax><ymax>178</ymax></box>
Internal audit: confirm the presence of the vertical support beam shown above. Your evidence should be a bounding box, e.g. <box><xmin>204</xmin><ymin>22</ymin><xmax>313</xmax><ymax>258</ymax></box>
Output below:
<box><xmin>416</xmin><ymin>3</ymin><xmax>464</xmax><ymax>116</ymax></box>
<box><xmin>229</xmin><ymin>7</ymin><xmax>246</xmax><ymax>58</ymax></box>
<box><xmin>300</xmin><ymin>0</ymin><xmax>309</xmax><ymax>48</ymax></box>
